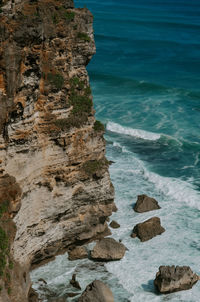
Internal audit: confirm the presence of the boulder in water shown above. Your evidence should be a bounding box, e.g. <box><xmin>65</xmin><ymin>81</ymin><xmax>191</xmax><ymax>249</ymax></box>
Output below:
<box><xmin>70</xmin><ymin>274</ymin><xmax>81</xmax><ymax>290</ymax></box>
<box><xmin>109</xmin><ymin>220</ymin><xmax>120</xmax><ymax>229</ymax></box>
<box><xmin>131</xmin><ymin>217</ymin><xmax>165</xmax><ymax>242</ymax></box>
<box><xmin>154</xmin><ymin>266</ymin><xmax>199</xmax><ymax>293</ymax></box>
<box><xmin>78</xmin><ymin>280</ymin><xmax>114</xmax><ymax>302</ymax></box>
<box><xmin>134</xmin><ymin>194</ymin><xmax>160</xmax><ymax>213</ymax></box>
<box><xmin>91</xmin><ymin>238</ymin><xmax>126</xmax><ymax>261</ymax></box>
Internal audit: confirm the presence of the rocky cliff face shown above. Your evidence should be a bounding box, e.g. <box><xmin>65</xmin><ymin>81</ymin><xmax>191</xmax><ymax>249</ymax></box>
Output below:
<box><xmin>0</xmin><ymin>0</ymin><xmax>115</xmax><ymax>300</ymax></box>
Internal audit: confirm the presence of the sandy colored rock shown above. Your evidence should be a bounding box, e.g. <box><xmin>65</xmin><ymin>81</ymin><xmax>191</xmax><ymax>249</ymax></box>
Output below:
<box><xmin>154</xmin><ymin>266</ymin><xmax>199</xmax><ymax>293</ymax></box>
<box><xmin>131</xmin><ymin>217</ymin><xmax>165</xmax><ymax>242</ymax></box>
<box><xmin>134</xmin><ymin>194</ymin><xmax>160</xmax><ymax>213</ymax></box>
<box><xmin>91</xmin><ymin>238</ymin><xmax>126</xmax><ymax>261</ymax></box>
<box><xmin>68</xmin><ymin>246</ymin><xmax>88</xmax><ymax>261</ymax></box>
<box><xmin>78</xmin><ymin>280</ymin><xmax>114</xmax><ymax>302</ymax></box>
<box><xmin>109</xmin><ymin>220</ymin><xmax>120</xmax><ymax>229</ymax></box>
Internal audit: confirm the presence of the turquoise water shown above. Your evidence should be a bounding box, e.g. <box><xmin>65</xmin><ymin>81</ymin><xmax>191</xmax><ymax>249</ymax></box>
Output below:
<box><xmin>31</xmin><ymin>1</ymin><xmax>200</xmax><ymax>301</ymax></box>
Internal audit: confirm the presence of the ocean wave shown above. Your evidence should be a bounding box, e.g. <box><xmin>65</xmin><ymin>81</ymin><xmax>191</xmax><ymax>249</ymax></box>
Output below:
<box><xmin>113</xmin><ymin>142</ymin><xmax>129</xmax><ymax>153</ymax></box>
<box><xmin>143</xmin><ymin>169</ymin><xmax>200</xmax><ymax>210</ymax></box>
<box><xmin>107</xmin><ymin>122</ymin><xmax>161</xmax><ymax>141</ymax></box>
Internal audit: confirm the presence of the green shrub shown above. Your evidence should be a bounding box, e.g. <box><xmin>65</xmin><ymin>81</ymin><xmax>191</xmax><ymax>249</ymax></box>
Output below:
<box><xmin>0</xmin><ymin>200</ymin><xmax>9</xmax><ymax>218</ymax></box>
<box><xmin>52</xmin><ymin>13</ymin><xmax>59</xmax><ymax>24</ymax></box>
<box><xmin>84</xmin><ymin>86</ymin><xmax>91</xmax><ymax>96</ymax></box>
<box><xmin>65</xmin><ymin>11</ymin><xmax>75</xmax><ymax>21</ymax></box>
<box><xmin>8</xmin><ymin>261</ymin><xmax>13</xmax><ymax>270</ymax></box>
<box><xmin>70</xmin><ymin>77</ymin><xmax>83</xmax><ymax>88</ymax></box>
<box><xmin>93</xmin><ymin>120</ymin><xmax>105</xmax><ymax>132</ymax></box>
<box><xmin>0</xmin><ymin>226</ymin><xmax>8</xmax><ymax>276</ymax></box>
<box><xmin>70</xmin><ymin>94</ymin><xmax>92</xmax><ymax>115</ymax></box>
<box><xmin>82</xmin><ymin>158</ymin><xmax>108</xmax><ymax>177</ymax></box>
<box><xmin>77</xmin><ymin>32</ymin><xmax>91</xmax><ymax>42</ymax></box>
<box><xmin>53</xmin><ymin>77</ymin><xmax>93</xmax><ymax>131</ymax></box>
<box><xmin>47</xmin><ymin>73</ymin><xmax>64</xmax><ymax>90</ymax></box>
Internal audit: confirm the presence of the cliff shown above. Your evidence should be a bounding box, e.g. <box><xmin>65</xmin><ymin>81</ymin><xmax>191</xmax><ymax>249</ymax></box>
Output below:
<box><xmin>0</xmin><ymin>0</ymin><xmax>115</xmax><ymax>300</ymax></box>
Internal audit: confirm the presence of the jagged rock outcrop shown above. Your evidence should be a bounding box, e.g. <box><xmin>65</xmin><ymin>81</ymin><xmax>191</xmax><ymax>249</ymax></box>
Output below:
<box><xmin>134</xmin><ymin>194</ymin><xmax>160</xmax><ymax>213</ymax></box>
<box><xmin>154</xmin><ymin>266</ymin><xmax>199</xmax><ymax>293</ymax></box>
<box><xmin>0</xmin><ymin>0</ymin><xmax>115</xmax><ymax>300</ymax></box>
<box><xmin>78</xmin><ymin>280</ymin><xmax>114</xmax><ymax>302</ymax></box>
<box><xmin>91</xmin><ymin>238</ymin><xmax>126</xmax><ymax>261</ymax></box>
<box><xmin>131</xmin><ymin>217</ymin><xmax>165</xmax><ymax>242</ymax></box>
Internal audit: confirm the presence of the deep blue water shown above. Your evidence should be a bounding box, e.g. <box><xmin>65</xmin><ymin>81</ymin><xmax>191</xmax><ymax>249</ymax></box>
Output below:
<box><xmin>31</xmin><ymin>1</ymin><xmax>200</xmax><ymax>301</ymax></box>
<box><xmin>76</xmin><ymin>0</ymin><xmax>200</xmax><ymax>187</ymax></box>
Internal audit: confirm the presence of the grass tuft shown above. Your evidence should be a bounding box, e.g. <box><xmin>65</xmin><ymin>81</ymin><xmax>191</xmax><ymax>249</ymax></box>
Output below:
<box><xmin>77</xmin><ymin>32</ymin><xmax>91</xmax><ymax>42</ymax></box>
<box><xmin>93</xmin><ymin>120</ymin><xmax>105</xmax><ymax>132</ymax></box>
<box><xmin>47</xmin><ymin>73</ymin><xmax>64</xmax><ymax>90</ymax></box>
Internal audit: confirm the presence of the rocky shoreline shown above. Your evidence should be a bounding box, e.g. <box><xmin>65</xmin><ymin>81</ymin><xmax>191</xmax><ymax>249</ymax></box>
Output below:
<box><xmin>0</xmin><ymin>0</ymin><xmax>199</xmax><ymax>301</ymax></box>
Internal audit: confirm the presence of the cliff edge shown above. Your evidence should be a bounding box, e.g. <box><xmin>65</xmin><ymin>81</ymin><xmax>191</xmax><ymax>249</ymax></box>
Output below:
<box><xmin>0</xmin><ymin>0</ymin><xmax>115</xmax><ymax>300</ymax></box>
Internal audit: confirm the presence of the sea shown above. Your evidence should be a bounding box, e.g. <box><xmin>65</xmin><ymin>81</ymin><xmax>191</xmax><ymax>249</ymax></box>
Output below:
<box><xmin>31</xmin><ymin>0</ymin><xmax>200</xmax><ymax>301</ymax></box>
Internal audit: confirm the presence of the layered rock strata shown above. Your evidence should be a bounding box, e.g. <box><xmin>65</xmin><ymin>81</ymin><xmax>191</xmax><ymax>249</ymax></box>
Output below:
<box><xmin>0</xmin><ymin>0</ymin><xmax>115</xmax><ymax>300</ymax></box>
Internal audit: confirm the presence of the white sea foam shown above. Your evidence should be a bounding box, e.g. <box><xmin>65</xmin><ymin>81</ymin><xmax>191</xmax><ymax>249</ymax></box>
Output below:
<box><xmin>113</xmin><ymin>141</ymin><xmax>129</xmax><ymax>153</ymax></box>
<box><xmin>143</xmin><ymin>169</ymin><xmax>200</xmax><ymax>210</ymax></box>
<box><xmin>107</xmin><ymin>121</ymin><xmax>161</xmax><ymax>141</ymax></box>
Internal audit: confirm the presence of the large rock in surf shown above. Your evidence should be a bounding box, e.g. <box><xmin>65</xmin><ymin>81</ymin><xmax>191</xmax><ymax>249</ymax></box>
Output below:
<box><xmin>154</xmin><ymin>266</ymin><xmax>199</xmax><ymax>293</ymax></box>
<box><xmin>134</xmin><ymin>194</ymin><xmax>160</xmax><ymax>213</ymax></box>
<box><xmin>91</xmin><ymin>238</ymin><xmax>126</xmax><ymax>261</ymax></box>
<box><xmin>131</xmin><ymin>217</ymin><xmax>165</xmax><ymax>242</ymax></box>
<box><xmin>78</xmin><ymin>280</ymin><xmax>114</xmax><ymax>302</ymax></box>
<box><xmin>68</xmin><ymin>246</ymin><xmax>88</xmax><ymax>261</ymax></box>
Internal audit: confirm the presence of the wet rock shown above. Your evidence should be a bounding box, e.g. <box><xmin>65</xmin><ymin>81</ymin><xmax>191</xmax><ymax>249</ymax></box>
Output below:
<box><xmin>154</xmin><ymin>266</ymin><xmax>199</xmax><ymax>293</ymax></box>
<box><xmin>134</xmin><ymin>194</ymin><xmax>161</xmax><ymax>213</ymax></box>
<box><xmin>70</xmin><ymin>274</ymin><xmax>81</xmax><ymax>290</ymax></box>
<box><xmin>131</xmin><ymin>217</ymin><xmax>165</xmax><ymax>242</ymax></box>
<box><xmin>112</xmin><ymin>204</ymin><xmax>118</xmax><ymax>212</ymax></box>
<box><xmin>66</xmin><ymin>292</ymin><xmax>80</xmax><ymax>297</ymax></box>
<box><xmin>68</xmin><ymin>246</ymin><xmax>88</xmax><ymax>261</ymax></box>
<box><xmin>91</xmin><ymin>238</ymin><xmax>126</xmax><ymax>261</ymax></box>
<box><xmin>28</xmin><ymin>287</ymin><xmax>39</xmax><ymax>302</ymax></box>
<box><xmin>109</xmin><ymin>220</ymin><xmax>120</xmax><ymax>229</ymax></box>
<box><xmin>38</xmin><ymin>278</ymin><xmax>47</xmax><ymax>284</ymax></box>
<box><xmin>49</xmin><ymin>298</ymin><xmax>66</xmax><ymax>302</ymax></box>
<box><xmin>78</xmin><ymin>280</ymin><xmax>114</xmax><ymax>302</ymax></box>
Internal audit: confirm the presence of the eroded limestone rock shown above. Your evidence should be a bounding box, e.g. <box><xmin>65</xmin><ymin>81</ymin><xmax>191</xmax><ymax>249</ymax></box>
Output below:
<box><xmin>131</xmin><ymin>217</ymin><xmax>165</xmax><ymax>242</ymax></box>
<box><xmin>78</xmin><ymin>280</ymin><xmax>114</xmax><ymax>302</ymax></box>
<box><xmin>134</xmin><ymin>195</ymin><xmax>160</xmax><ymax>213</ymax></box>
<box><xmin>154</xmin><ymin>266</ymin><xmax>199</xmax><ymax>293</ymax></box>
<box><xmin>91</xmin><ymin>238</ymin><xmax>126</xmax><ymax>261</ymax></box>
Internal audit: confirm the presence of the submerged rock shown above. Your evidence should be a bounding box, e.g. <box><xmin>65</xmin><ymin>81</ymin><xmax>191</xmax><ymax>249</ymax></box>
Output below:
<box><xmin>91</xmin><ymin>238</ymin><xmax>126</xmax><ymax>261</ymax></box>
<box><xmin>154</xmin><ymin>266</ymin><xmax>199</xmax><ymax>293</ymax></box>
<box><xmin>109</xmin><ymin>220</ymin><xmax>120</xmax><ymax>229</ymax></box>
<box><xmin>131</xmin><ymin>217</ymin><xmax>165</xmax><ymax>242</ymax></box>
<box><xmin>68</xmin><ymin>246</ymin><xmax>88</xmax><ymax>261</ymax></box>
<box><xmin>134</xmin><ymin>194</ymin><xmax>161</xmax><ymax>213</ymax></box>
<box><xmin>78</xmin><ymin>280</ymin><xmax>114</xmax><ymax>302</ymax></box>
